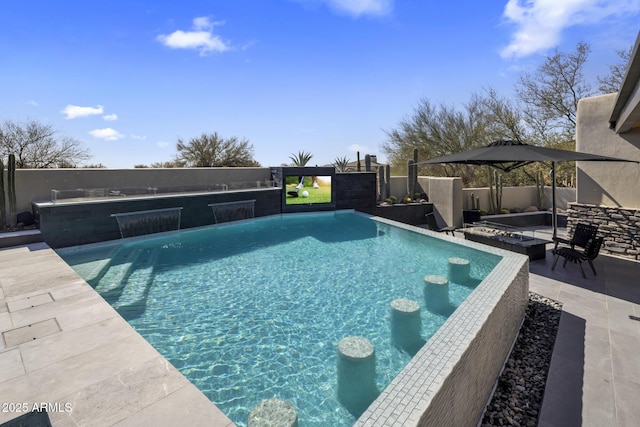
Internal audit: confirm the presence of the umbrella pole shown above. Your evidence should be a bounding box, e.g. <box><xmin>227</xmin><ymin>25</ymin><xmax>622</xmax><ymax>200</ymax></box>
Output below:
<box><xmin>551</xmin><ymin>161</ymin><xmax>557</xmax><ymax>240</ymax></box>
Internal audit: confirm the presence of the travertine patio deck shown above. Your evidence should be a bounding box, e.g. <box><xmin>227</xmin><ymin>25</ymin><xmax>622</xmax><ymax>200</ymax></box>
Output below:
<box><xmin>0</xmin><ymin>242</ymin><xmax>234</xmax><ymax>426</ymax></box>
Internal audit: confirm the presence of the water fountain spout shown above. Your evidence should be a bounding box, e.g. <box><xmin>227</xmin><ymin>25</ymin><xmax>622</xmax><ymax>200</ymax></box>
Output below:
<box><xmin>208</xmin><ymin>200</ymin><xmax>255</xmax><ymax>224</ymax></box>
<box><xmin>111</xmin><ymin>207</ymin><xmax>183</xmax><ymax>238</ymax></box>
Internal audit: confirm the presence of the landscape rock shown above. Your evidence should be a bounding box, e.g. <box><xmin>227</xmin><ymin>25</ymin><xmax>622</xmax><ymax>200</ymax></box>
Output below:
<box><xmin>481</xmin><ymin>292</ymin><xmax>562</xmax><ymax>426</ymax></box>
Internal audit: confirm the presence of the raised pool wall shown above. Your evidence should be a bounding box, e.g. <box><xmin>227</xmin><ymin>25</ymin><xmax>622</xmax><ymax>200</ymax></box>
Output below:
<box><xmin>356</xmin><ymin>219</ymin><xmax>530</xmax><ymax>426</ymax></box>
<box><xmin>33</xmin><ymin>188</ymin><xmax>282</xmax><ymax>248</ymax></box>
<box><xmin>29</xmin><ymin>168</ymin><xmax>377</xmax><ymax>248</ymax></box>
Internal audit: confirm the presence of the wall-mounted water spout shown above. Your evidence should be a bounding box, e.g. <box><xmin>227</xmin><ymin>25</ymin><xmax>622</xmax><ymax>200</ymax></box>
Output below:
<box><xmin>208</xmin><ymin>199</ymin><xmax>255</xmax><ymax>224</ymax></box>
<box><xmin>111</xmin><ymin>207</ymin><xmax>183</xmax><ymax>238</ymax></box>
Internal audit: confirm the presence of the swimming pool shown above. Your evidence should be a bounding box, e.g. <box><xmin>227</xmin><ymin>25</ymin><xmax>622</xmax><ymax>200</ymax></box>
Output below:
<box><xmin>58</xmin><ymin>211</ymin><xmax>504</xmax><ymax>426</ymax></box>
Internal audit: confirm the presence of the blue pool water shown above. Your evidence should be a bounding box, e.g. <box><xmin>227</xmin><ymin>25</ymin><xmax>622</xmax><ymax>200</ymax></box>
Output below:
<box><xmin>58</xmin><ymin>212</ymin><xmax>501</xmax><ymax>426</ymax></box>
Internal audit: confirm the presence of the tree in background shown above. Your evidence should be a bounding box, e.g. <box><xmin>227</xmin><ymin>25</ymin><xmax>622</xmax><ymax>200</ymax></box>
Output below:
<box><xmin>175</xmin><ymin>132</ymin><xmax>260</xmax><ymax>167</ymax></box>
<box><xmin>383</xmin><ymin>41</ymin><xmax>628</xmax><ymax>189</ymax></box>
<box><xmin>515</xmin><ymin>42</ymin><xmax>593</xmax><ymax>138</ymax></box>
<box><xmin>0</xmin><ymin>119</ymin><xmax>90</xmax><ymax>168</ymax></box>
<box><xmin>597</xmin><ymin>45</ymin><xmax>633</xmax><ymax>94</ymax></box>
<box><xmin>288</xmin><ymin>150</ymin><xmax>313</xmax><ymax>166</ymax></box>
<box><xmin>383</xmin><ymin>95</ymin><xmax>498</xmax><ymax>185</ymax></box>
<box><xmin>135</xmin><ymin>161</ymin><xmax>181</xmax><ymax>168</ymax></box>
<box><xmin>514</xmin><ymin>42</ymin><xmax>596</xmax><ymax>186</ymax></box>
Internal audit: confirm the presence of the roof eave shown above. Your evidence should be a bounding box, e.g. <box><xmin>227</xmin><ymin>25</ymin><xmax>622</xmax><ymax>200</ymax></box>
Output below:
<box><xmin>609</xmin><ymin>30</ymin><xmax>640</xmax><ymax>133</ymax></box>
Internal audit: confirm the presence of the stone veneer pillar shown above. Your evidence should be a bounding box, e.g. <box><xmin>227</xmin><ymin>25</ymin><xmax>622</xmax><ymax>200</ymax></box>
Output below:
<box><xmin>567</xmin><ymin>202</ymin><xmax>640</xmax><ymax>261</ymax></box>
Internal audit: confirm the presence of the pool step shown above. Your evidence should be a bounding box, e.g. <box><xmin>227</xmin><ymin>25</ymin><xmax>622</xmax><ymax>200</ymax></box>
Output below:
<box><xmin>94</xmin><ymin>248</ymin><xmax>143</xmax><ymax>301</ymax></box>
<box><xmin>67</xmin><ymin>246</ymin><xmax>118</xmax><ymax>286</ymax></box>
<box><xmin>84</xmin><ymin>257</ymin><xmax>113</xmax><ymax>286</ymax></box>
<box><xmin>113</xmin><ymin>247</ymin><xmax>159</xmax><ymax>317</ymax></box>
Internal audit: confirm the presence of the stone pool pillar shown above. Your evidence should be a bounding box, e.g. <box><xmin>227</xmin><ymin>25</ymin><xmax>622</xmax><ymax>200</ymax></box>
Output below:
<box><xmin>423</xmin><ymin>274</ymin><xmax>451</xmax><ymax>315</ymax></box>
<box><xmin>337</xmin><ymin>336</ymin><xmax>378</xmax><ymax>417</ymax></box>
<box><xmin>448</xmin><ymin>257</ymin><xmax>471</xmax><ymax>284</ymax></box>
<box><xmin>248</xmin><ymin>399</ymin><xmax>298</xmax><ymax>427</ymax></box>
<box><xmin>390</xmin><ymin>298</ymin><xmax>424</xmax><ymax>355</ymax></box>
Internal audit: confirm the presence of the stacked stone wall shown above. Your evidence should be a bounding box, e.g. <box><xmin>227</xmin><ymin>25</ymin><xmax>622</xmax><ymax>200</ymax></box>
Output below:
<box><xmin>567</xmin><ymin>203</ymin><xmax>640</xmax><ymax>261</ymax></box>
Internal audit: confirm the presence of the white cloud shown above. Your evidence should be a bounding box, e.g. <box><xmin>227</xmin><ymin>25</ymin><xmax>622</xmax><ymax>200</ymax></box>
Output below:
<box><xmin>103</xmin><ymin>114</ymin><xmax>118</xmax><ymax>121</ymax></box>
<box><xmin>327</xmin><ymin>0</ymin><xmax>392</xmax><ymax>17</ymax></box>
<box><xmin>89</xmin><ymin>128</ymin><xmax>124</xmax><ymax>141</ymax></box>
<box><xmin>156</xmin><ymin>16</ymin><xmax>230</xmax><ymax>56</ymax></box>
<box><xmin>27</xmin><ymin>100</ymin><xmax>38</xmax><ymax>106</ymax></box>
<box><xmin>157</xmin><ymin>141</ymin><xmax>170</xmax><ymax>148</ymax></box>
<box><xmin>295</xmin><ymin>0</ymin><xmax>392</xmax><ymax>17</ymax></box>
<box><xmin>500</xmin><ymin>0</ymin><xmax>640</xmax><ymax>58</ymax></box>
<box><xmin>131</xmin><ymin>134</ymin><xmax>147</xmax><ymax>140</ymax></box>
<box><xmin>61</xmin><ymin>104</ymin><xmax>104</xmax><ymax>119</ymax></box>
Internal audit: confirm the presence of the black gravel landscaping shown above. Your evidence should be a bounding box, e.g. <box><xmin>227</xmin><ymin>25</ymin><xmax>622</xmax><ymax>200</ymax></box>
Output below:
<box><xmin>481</xmin><ymin>292</ymin><xmax>563</xmax><ymax>427</ymax></box>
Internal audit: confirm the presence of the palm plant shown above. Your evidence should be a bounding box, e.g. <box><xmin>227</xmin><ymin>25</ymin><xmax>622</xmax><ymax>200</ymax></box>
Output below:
<box><xmin>289</xmin><ymin>151</ymin><xmax>313</xmax><ymax>166</ymax></box>
<box><xmin>333</xmin><ymin>156</ymin><xmax>351</xmax><ymax>172</ymax></box>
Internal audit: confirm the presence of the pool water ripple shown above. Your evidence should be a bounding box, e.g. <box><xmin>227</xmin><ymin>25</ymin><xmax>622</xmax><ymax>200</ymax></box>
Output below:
<box><xmin>59</xmin><ymin>212</ymin><xmax>501</xmax><ymax>426</ymax></box>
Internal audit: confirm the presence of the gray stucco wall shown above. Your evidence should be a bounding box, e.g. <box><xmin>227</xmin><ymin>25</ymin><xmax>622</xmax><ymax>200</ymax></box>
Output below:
<box><xmin>9</xmin><ymin>167</ymin><xmax>272</xmax><ymax>215</ymax></box>
<box><xmin>576</xmin><ymin>94</ymin><xmax>640</xmax><ymax>208</ymax></box>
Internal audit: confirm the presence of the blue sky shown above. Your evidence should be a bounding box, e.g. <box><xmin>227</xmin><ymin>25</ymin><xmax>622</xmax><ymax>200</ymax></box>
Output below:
<box><xmin>1</xmin><ymin>1</ymin><xmax>639</xmax><ymax>168</ymax></box>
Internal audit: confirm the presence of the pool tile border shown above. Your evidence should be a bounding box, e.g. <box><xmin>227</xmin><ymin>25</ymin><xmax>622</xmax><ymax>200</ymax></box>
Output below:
<box><xmin>356</xmin><ymin>215</ymin><xmax>529</xmax><ymax>426</ymax></box>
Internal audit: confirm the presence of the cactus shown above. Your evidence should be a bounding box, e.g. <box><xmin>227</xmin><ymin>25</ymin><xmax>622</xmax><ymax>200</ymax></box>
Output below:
<box><xmin>365</xmin><ymin>154</ymin><xmax>371</xmax><ymax>172</ymax></box>
<box><xmin>7</xmin><ymin>154</ymin><xmax>16</xmax><ymax>218</ymax></box>
<box><xmin>412</xmin><ymin>148</ymin><xmax>419</xmax><ymax>197</ymax></box>
<box><xmin>496</xmin><ymin>170</ymin><xmax>503</xmax><ymax>213</ymax></box>
<box><xmin>385</xmin><ymin>164</ymin><xmax>391</xmax><ymax>200</ymax></box>
<box><xmin>407</xmin><ymin>159</ymin><xmax>416</xmax><ymax>200</ymax></box>
<box><xmin>488</xmin><ymin>168</ymin><xmax>503</xmax><ymax>214</ymax></box>
<box><xmin>356</xmin><ymin>151</ymin><xmax>361</xmax><ymax>172</ymax></box>
<box><xmin>535</xmin><ymin>169</ymin><xmax>544</xmax><ymax>210</ymax></box>
<box><xmin>378</xmin><ymin>165</ymin><xmax>387</xmax><ymax>201</ymax></box>
<box><xmin>470</xmin><ymin>192</ymin><xmax>480</xmax><ymax>210</ymax></box>
<box><xmin>0</xmin><ymin>158</ymin><xmax>6</xmax><ymax>228</ymax></box>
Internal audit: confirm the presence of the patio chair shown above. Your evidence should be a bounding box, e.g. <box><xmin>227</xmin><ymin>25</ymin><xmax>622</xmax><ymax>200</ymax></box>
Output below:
<box><xmin>552</xmin><ymin>223</ymin><xmax>598</xmax><ymax>253</ymax></box>
<box><xmin>420</xmin><ymin>212</ymin><xmax>456</xmax><ymax>236</ymax></box>
<box><xmin>551</xmin><ymin>236</ymin><xmax>604</xmax><ymax>278</ymax></box>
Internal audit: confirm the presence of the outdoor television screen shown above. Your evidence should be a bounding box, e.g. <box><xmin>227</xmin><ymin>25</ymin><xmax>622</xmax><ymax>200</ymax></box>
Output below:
<box><xmin>284</xmin><ymin>175</ymin><xmax>332</xmax><ymax>205</ymax></box>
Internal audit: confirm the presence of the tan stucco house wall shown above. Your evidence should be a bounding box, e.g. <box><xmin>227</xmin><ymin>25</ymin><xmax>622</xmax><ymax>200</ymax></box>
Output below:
<box><xmin>572</xmin><ymin>30</ymin><xmax>640</xmax><ymax>260</ymax></box>
<box><xmin>576</xmin><ymin>93</ymin><xmax>640</xmax><ymax>208</ymax></box>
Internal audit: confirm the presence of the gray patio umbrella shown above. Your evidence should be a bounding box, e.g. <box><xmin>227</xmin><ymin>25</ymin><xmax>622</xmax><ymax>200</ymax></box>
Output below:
<box><xmin>417</xmin><ymin>139</ymin><xmax>639</xmax><ymax>239</ymax></box>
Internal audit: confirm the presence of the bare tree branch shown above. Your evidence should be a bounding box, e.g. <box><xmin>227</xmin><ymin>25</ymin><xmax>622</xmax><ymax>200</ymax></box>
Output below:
<box><xmin>0</xmin><ymin>119</ymin><xmax>90</xmax><ymax>168</ymax></box>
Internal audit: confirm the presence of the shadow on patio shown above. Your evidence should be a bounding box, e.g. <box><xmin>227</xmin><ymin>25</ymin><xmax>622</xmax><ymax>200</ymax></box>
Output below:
<box><xmin>528</xmin><ymin>248</ymin><xmax>640</xmax><ymax>427</ymax></box>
